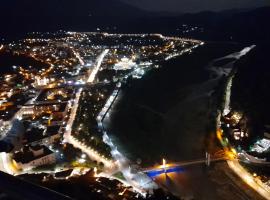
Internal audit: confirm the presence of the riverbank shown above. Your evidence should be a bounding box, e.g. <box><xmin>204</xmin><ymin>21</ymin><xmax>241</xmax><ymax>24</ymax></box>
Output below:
<box><xmin>214</xmin><ymin>44</ymin><xmax>270</xmax><ymax>200</ymax></box>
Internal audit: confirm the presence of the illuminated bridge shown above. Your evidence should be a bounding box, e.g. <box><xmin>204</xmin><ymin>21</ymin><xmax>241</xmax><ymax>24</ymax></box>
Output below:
<box><xmin>143</xmin><ymin>151</ymin><xmax>231</xmax><ymax>177</ymax></box>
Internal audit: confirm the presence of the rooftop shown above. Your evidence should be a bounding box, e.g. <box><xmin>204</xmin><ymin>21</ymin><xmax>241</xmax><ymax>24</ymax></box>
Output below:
<box><xmin>13</xmin><ymin>145</ymin><xmax>53</xmax><ymax>164</ymax></box>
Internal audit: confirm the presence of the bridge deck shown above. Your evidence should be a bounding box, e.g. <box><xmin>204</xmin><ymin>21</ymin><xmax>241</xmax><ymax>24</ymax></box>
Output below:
<box><xmin>143</xmin><ymin>157</ymin><xmax>227</xmax><ymax>173</ymax></box>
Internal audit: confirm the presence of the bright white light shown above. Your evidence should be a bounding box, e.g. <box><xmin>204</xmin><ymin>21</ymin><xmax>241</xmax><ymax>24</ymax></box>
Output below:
<box><xmin>81</xmin><ymin>154</ymin><xmax>87</xmax><ymax>159</ymax></box>
<box><xmin>78</xmin><ymin>158</ymin><xmax>86</xmax><ymax>163</ymax></box>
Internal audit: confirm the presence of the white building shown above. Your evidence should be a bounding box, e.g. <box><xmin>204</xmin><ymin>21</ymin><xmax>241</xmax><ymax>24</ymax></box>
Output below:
<box><xmin>114</xmin><ymin>57</ymin><xmax>136</xmax><ymax>71</ymax></box>
<box><xmin>13</xmin><ymin>145</ymin><xmax>56</xmax><ymax>171</ymax></box>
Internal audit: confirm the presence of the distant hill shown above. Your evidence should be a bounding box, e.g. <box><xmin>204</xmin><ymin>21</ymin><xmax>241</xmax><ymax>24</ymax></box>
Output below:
<box><xmin>122</xmin><ymin>6</ymin><xmax>270</xmax><ymax>42</ymax></box>
<box><xmin>0</xmin><ymin>2</ymin><xmax>270</xmax><ymax>43</ymax></box>
<box><xmin>0</xmin><ymin>0</ymin><xmax>149</xmax><ymax>39</ymax></box>
<box><xmin>0</xmin><ymin>0</ymin><xmax>146</xmax><ymax>17</ymax></box>
<box><xmin>178</xmin><ymin>6</ymin><xmax>270</xmax><ymax>42</ymax></box>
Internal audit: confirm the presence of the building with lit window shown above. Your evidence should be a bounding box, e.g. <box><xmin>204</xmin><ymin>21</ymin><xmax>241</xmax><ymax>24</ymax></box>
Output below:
<box><xmin>13</xmin><ymin>145</ymin><xmax>56</xmax><ymax>170</ymax></box>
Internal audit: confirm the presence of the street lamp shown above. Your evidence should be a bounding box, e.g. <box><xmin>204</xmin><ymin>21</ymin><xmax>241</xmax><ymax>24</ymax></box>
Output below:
<box><xmin>162</xmin><ymin>158</ymin><xmax>166</xmax><ymax>174</ymax></box>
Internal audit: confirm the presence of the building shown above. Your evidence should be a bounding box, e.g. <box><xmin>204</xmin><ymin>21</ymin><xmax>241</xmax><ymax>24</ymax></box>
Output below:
<box><xmin>21</xmin><ymin>103</ymin><xmax>68</xmax><ymax>119</ymax></box>
<box><xmin>35</xmin><ymin>88</ymin><xmax>73</xmax><ymax>102</ymax></box>
<box><xmin>20</xmin><ymin>105</ymin><xmax>35</xmax><ymax>116</ymax></box>
<box><xmin>13</xmin><ymin>145</ymin><xmax>56</xmax><ymax>170</ymax></box>
<box><xmin>35</xmin><ymin>76</ymin><xmax>50</xmax><ymax>87</ymax></box>
<box><xmin>24</xmin><ymin>125</ymin><xmax>61</xmax><ymax>146</ymax></box>
<box><xmin>114</xmin><ymin>57</ymin><xmax>136</xmax><ymax>71</ymax></box>
<box><xmin>50</xmin><ymin>103</ymin><xmax>68</xmax><ymax>119</ymax></box>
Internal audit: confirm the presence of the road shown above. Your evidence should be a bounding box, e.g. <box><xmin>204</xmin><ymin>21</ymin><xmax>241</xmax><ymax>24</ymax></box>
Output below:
<box><xmin>72</xmin><ymin>49</ymin><xmax>85</xmax><ymax>66</ymax></box>
<box><xmin>63</xmin><ymin>87</ymin><xmax>114</xmax><ymax>168</ymax></box>
<box><xmin>87</xmin><ymin>49</ymin><xmax>109</xmax><ymax>83</ymax></box>
<box><xmin>63</xmin><ymin>49</ymin><xmax>116</xmax><ymax>169</ymax></box>
<box><xmin>228</xmin><ymin>160</ymin><xmax>270</xmax><ymax>200</ymax></box>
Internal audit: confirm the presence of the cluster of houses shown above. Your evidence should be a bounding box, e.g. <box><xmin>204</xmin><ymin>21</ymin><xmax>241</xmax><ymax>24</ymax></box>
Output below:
<box><xmin>0</xmin><ymin>87</ymin><xmax>74</xmax><ymax>171</ymax></box>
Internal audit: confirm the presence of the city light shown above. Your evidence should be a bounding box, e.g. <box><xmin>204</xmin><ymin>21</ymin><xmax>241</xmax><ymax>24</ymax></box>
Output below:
<box><xmin>0</xmin><ymin>31</ymin><xmax>206</xmax><ymax>197</ymax></box>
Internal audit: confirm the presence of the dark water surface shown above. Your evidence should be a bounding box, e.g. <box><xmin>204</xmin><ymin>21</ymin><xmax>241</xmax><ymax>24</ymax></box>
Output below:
<box><xmin>103</xmin><ymin>42</ymin><xmax>246</xmax><ymax>199</ymax></box>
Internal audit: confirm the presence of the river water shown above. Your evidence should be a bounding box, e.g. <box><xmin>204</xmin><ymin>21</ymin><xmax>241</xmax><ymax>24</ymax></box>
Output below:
<box><xmin>103</xmin><ymin>42</ymin><xmax>246</xmax><ymax>199</ymax></box>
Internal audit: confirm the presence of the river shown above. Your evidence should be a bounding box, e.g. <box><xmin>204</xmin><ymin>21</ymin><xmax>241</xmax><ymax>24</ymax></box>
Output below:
<box><xmin>103</xmin><ymin>42</ymin><xmax>247</xmax><ymax>199</ymax></box>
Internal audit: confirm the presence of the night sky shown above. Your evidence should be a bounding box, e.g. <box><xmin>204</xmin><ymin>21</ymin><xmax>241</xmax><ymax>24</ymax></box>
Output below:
<box><xmin>120</xmin><ymin>0</ymin><xmax>270</xmax><ymax>12</ymax></box>
<box><xmin>1</xmin><ymin>0</ymin><xmax>270</xmax><ymax>17</ymax></box>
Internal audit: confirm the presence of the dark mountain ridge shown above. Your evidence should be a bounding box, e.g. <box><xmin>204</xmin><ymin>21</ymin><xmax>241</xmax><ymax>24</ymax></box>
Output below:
<box><xmin>0</xmin><ymin>1</ymin><xmax>269</xmax><ymax>43</ymax></box>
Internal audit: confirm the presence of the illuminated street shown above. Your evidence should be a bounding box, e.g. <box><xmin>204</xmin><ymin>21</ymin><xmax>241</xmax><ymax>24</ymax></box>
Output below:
<box><xmin>227</xmin><ymin>160</ymin><xmax>270</xmax><ymax>200</ymax></box>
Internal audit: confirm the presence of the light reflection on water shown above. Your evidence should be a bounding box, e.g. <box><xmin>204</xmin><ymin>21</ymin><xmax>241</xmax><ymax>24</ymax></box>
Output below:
<box><xmin>146</xmin><ymin>166</ymin><xmax>184</xmax><ymax>178</ymax></box>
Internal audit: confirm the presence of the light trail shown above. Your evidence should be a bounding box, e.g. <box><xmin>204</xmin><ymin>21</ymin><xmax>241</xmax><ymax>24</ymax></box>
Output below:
<box><xmin>87</xmin><ymin>49</ymin><xmax>109</xmax><ymax>83</ymax></box>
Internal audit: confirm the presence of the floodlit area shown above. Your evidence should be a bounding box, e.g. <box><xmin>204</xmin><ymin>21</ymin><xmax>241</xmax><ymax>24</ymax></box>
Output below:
<box><xmin>251</xmin><ymin>139</ymin><xmax>270</xmax><ymax>153</ymax></box>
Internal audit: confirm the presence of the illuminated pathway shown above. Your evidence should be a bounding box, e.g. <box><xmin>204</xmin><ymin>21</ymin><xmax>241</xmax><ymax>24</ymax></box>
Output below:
<box><xmin>63</xmin><ymin>88</ymin><xmax>114</xmax><ymax>168</ymax></box>
<box><xmin>63</xmin><ymin>50</ymin><xmax>115</xmax><ymax>168</ymax></box>
<box><xmin>96</xmin><ymin>85</ymin><xmax>158</xmax><ymax>195</ymax></box>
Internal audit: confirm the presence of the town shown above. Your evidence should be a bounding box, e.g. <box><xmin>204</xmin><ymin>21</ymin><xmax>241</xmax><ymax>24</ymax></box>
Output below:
<box><xmin>0</xmin><ymin>31</ymin><xmax>202</xmax><ymax>198</ymax></box>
